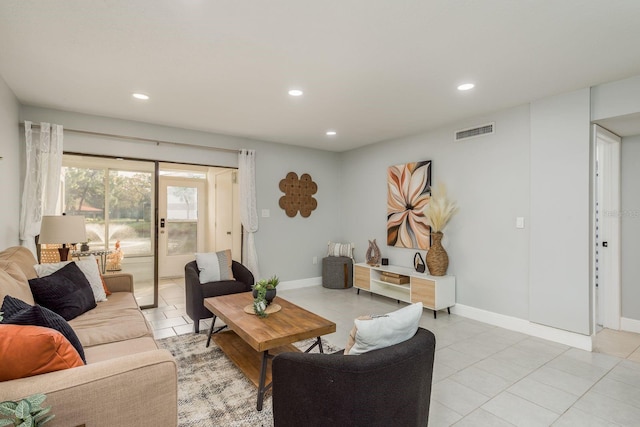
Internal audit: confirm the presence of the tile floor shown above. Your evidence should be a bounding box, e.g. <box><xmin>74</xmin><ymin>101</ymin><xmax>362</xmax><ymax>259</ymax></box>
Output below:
<box><xmin>144</xmin><ymin>278</ymin><xmax>640</xmax><ymax>426</ymax></box>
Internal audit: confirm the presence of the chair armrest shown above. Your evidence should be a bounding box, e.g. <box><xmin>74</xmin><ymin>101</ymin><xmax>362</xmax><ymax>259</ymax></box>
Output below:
<box><xmin>0</xmin><ymin>349</ymin><xmax>177</xmax><ymax>427</ymax></box>
<box><xmin>232</xmin><ymin>261</ymin><xmax>254</xmax><ymax>291</ymax></box>
<box><xmin>103</xmin><ymin>272</ymin><xmax>134</xmax><ymax>293</ymax></box>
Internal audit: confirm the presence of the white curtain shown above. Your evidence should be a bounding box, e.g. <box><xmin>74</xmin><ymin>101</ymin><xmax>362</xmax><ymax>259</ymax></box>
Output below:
<box><xmin>20</xmin><ymin>121</ymin><xmax>64</xmax><ymax>256</ymax></box>
<box><xmin>238</xmin><ymin>149</ymin><xmax>260</xmax><ymax>279</ymax></box>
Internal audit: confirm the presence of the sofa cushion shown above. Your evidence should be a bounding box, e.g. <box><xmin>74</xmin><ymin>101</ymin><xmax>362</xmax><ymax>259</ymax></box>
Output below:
<box><xmin>83</xmin><ymin>336</ymin><xmax>159</xmax><ymax>364</ymax></box>
<box><xmin>29</xmin><ymin>262</ymin><xmax>97</xmax><ymax>321</ymax></box>
<box><xmin>1</xmin><ymin>295</ymin><xmax>86</xmax><ymax>363</ymax></box>
<box><xmin>34</xmin><ymin>257</ymin><xmax>108</xmax><ymax>302</ymax></box>
<box><xmin>68</xmin><ymin>292</ymin><xmax>153</xmax><ymax>348</ymax></box>
<box><xmin>0</xmin><ymin>260</ymin><xmax>35</xmax><ymax>305</ymax></box>
<box><xmin>0</xmin><ymin>324</ymin><xmax>84</xmax><ymax>381</ymax></box>
<box><xmin>344</xmin><ymin>302</ymin><xmax>423</xmax><ymax>355</ymax></box>
<box><xmin>195</xmin><ymin>250</ymin><xmax>234</xmax><ymax>283</ymax></box>
<box><xmin>0</xmin><ymin>246</ymin><xmax>38</xmax><ymax>280</ymax></box>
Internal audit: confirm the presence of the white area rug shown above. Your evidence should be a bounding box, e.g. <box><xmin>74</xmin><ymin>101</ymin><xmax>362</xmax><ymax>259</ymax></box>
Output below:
<box><xmin>157</xmin><ymin>332</ymin><xmax>336</xmax><ymax>427</ymax></box>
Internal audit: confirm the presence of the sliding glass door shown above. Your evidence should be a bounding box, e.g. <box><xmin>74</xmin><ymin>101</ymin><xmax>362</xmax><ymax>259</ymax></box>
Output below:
<box><xmin>62</xmin><ymin>155</ymin><xmax>156</xmax><ymax>307</ymax></box>
<box><xmin>60</xmin><ymin>156</ymin><xmax>241</xmax><ymax>309</ymax></box>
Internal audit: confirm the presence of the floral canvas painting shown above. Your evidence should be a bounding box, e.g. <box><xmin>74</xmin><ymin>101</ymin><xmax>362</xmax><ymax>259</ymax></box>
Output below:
<box><xmin>387</xmin><ymin>160</ymin><xmax>432</xmax><ymax>249</ymax></box>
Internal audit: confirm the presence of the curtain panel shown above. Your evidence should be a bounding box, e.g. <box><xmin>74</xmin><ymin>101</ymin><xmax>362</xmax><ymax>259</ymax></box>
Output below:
<box><xmin>238</xmin><ymin>149</ymin><xmax>260</xmax><ymax>279</ymax></box>
<box><xmin>20</xmin><ymin>121</ymin><xmax>64</xmax><ymax>256</ymax></box>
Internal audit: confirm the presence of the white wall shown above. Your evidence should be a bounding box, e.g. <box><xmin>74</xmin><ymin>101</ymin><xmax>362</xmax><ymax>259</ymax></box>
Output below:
<box><xmin>591</xmin><ymin>76</ymin><xmax>640</xmax><ymax>121</ymax></box>
<box><xmin>341</xmin><ymin>105</ymin><xmax>532</xmax><ymax>320</ymax></box>
<box><xmin>621</xmin><ymin>134</ymin><xmax>640</xmax><ymax>321</ymax></box>
<box><xmin>529</xmin><ymin>89</ymin><xmax>591</xmax><ymax>335</ymax></box>
<box><xmin>0</xmin><ymin>75</ymin><xmax>20</xmax><ymax>248</ymax></box>
<box><xmin>10</xmin><ymin>89</ymin><xmax>600</xmax><ymax>338</ymax></box>
<box><xmin>20</xmin><ymin>106</ymin><xmax>342</xmax><ymax>282</ymax></box>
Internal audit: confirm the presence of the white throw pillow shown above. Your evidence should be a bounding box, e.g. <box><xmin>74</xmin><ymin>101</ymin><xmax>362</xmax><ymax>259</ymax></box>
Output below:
<box><xmin>195</xmin><ymin>250</ymin><xmax>234</xmax><ymax>284</ymax></box>
<box><xmin>344</xmin><ymin>302</ymin><xmax>423</xmax><ymax>355</ymax></box>
<box><xmin>34</xmin><ymin>257</ymin><xmax>108</xmax><ymax>302</ymax></box>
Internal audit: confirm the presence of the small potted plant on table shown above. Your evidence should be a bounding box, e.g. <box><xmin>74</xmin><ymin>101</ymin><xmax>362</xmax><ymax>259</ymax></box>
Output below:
<box><xmin>252</xmin><ymin>275</ymin><xmax>279</xmax><ymax>318</ymax></box>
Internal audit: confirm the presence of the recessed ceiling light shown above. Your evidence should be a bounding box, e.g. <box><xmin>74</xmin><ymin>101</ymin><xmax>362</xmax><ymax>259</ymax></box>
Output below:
<box><xmin>288</xmin><ymin>89</ymin><xmax>303</xmax><ymax>97</ymax></box>
<box><xmin>132</xmin><ymin>93</ymin><xmax>150</xmax><ymax>100</ymax></box>
<box><xmin>326</xmin><ymin>130</ymin><xmax>337</xmax><ymax>136</ymax></box>
<box><xmin>457</xmin><ymin>83</ymin><xmax>475</xmax><ymax>91</ymax></box>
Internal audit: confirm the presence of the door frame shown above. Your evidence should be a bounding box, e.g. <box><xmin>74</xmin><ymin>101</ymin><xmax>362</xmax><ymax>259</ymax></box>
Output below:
<box><xmin>592</xmin><ymin>124</ymin><xmax>621</xmax><ymax>331</ymax></box>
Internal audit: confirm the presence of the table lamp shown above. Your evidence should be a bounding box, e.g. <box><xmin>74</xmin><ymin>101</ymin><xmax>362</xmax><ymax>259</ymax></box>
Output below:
<box><xmin>39</xmin><ymin>215</ymin><xmax>87</xmax><ymax>261</ymax></box>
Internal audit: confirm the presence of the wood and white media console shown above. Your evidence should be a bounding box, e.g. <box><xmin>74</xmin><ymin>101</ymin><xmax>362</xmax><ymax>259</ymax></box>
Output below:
<box><xmin>354</xmin><ymin>263</ymin><xmax>455</xmax><ymax>318</ymax></box>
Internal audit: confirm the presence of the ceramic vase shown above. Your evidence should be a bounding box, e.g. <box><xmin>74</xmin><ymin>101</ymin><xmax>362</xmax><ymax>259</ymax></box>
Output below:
<box><xmin>253</xmin><ymin>288</ymin><xmax>277</xmax><ymax>305</ymax></box>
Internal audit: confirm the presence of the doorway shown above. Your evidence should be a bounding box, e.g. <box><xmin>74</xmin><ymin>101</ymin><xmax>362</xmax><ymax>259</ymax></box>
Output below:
<box><xmin>158</xmin><ymin>163</ymin><xmax>241</xmax><ymax>279</ymax></box>
<box><xmin>158</xmin><ymin>177</ymin><xmax>206</xmax><ymax>277</ymax></box>
<box><xmin>593</xmin><ymin>124</ymin><xmax>621</xmax><ymax>331</ymax></box>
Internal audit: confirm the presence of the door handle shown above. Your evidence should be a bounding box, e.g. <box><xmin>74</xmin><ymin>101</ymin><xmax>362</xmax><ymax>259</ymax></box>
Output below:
<box><xmin>226</xmin><ymin>231</ymin><xmax>232</xmax><ymax>235</ymax></box>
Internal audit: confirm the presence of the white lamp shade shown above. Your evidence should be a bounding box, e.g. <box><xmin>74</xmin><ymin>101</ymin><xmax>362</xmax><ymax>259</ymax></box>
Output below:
<box><xmin>39</xmin><ymin>215</ymin><xmax>87</xmax><ymax>244</ymax></box>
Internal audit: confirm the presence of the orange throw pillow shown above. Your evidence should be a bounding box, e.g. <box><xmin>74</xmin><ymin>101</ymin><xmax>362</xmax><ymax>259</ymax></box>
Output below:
<box><xmin>96</xmin><ymin>258</ymin><xmax>111</xmax><ymax>296</ymax></box>
<box><xmin>0</xmin><ymin>324</ymin><xmax>84</xmax><ymax>381</ymax></box>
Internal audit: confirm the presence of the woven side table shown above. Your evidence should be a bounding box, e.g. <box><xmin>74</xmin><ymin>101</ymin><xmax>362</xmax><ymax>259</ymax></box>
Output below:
<box><xmin>322</xmin><ymin>256</ymin><xmax>353</xmax><ymax>289</ymax></box>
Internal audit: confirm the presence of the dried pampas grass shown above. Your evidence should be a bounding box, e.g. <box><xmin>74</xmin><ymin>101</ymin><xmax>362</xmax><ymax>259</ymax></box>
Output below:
<box><xmin>423</xmin><ymin>182</ymin><xmax>458</xmax><ymax>232</ymax></box>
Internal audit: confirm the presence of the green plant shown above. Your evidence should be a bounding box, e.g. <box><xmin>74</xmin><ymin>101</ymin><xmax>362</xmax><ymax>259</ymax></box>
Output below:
<box><xmin>253</xmin><ymin>275</ymin><xmax>279</xmax><ymax>291</ymax></box>
<box><xmin>0</xmin><ymin>394</ymin><xmax>54</xmax><ymax>427</ymax></box>
<box><xmin>252</xmin><ymin>275</ymin><xmax>279</xmax><ymax>318</ymax></box>
<box><xmin>253</xmin><ymin>286</ymin><xmax>268</xmax><ymax>318</ymax></box>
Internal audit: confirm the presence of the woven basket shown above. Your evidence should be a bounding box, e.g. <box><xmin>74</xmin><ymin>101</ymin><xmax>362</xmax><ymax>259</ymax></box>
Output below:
<box><xmin>426</xmin><ymin>232</ymin><xmax>449</xmax><ymax>276</ymax></box>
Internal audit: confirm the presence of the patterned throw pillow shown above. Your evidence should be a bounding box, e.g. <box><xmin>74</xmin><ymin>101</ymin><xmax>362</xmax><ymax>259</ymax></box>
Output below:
<box><xmin>29</xmin><ymin>262</ymin><xmax>97</xmax><ymax>321</ymax></box>
<box><xmin>327</xmin><ymin>241</ymin><xmax>354</xmax><ymax>258</ymax></box>
<box><xmin>1</xmin><ymin>295</ymin><xmax>86</xmax><ymax>363</ymax></box>
<box><xmin>34</xmin><ymin>257</ymin><xmax>108</xmax><ymax>302</ymax></box>
<box><xmin>195</xmin><ymin>250</ymin><xmax>235</xmax><ymax>284</ymax></box>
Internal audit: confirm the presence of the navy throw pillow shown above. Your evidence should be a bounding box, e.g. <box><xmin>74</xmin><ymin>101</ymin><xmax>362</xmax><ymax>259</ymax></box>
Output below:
<box><xmin>28</xmin><ymin>262</ymin><xmax>96</xmax><ymax>321</ymax></box>
<box><xmin>1</xmin><ymin>295</ymin><xmax>86</xmax><ymax>363</ymax></box>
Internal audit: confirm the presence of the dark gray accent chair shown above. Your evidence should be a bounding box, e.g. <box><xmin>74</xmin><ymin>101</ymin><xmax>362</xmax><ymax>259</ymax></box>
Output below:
<box><xmin>272</xmin><ymin>327</ymin><xmax>435</xmax><ymax>427</ymax></box>
<box><xmin>184</xmin><ymin>260</ymin><xmax>254</xmax><ymax>333</ymax></box>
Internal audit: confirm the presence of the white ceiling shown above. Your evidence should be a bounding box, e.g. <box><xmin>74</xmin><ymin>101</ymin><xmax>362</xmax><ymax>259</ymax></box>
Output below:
<box><xmin>1</xmin><ymin>1</ymin><xmax>640</xmax><ymax>152</ymax></box>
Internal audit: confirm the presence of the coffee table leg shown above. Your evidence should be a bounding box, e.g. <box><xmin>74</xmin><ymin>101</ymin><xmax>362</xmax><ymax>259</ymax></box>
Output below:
<box><xmin>206</xmin><ymin>315</ymin><xmax>217</xmax><ymax>348</ymax></box>
<box><xmin>317</xmin><ymin>337</ymin><xmax>324</xmax><ymax>354</ymax></box>
<box><xmin>257</xmin><ymin>350</ymin><xmax>270</xmax><ymax>411</ymax></box>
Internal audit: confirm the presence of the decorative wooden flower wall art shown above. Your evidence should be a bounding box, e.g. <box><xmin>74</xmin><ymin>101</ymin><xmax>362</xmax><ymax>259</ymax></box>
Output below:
<box><xmin>279</xmin><ymin>172</ymin><xmax>318</xmax><ymax>217</ymax></box>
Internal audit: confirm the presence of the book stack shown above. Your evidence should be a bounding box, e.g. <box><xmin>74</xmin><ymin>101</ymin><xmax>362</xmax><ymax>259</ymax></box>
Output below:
<box><xmin>379</xmin><ymin>271</ymin><xmax>410</xmax><ymax>285</ymax></box>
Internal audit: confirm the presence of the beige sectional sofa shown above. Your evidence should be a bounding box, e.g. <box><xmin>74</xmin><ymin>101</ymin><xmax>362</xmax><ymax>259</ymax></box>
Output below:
<box><xmin>0</xmin><ymin>246</ymin><xmax>178</xmax><ymax>427</ymax></box>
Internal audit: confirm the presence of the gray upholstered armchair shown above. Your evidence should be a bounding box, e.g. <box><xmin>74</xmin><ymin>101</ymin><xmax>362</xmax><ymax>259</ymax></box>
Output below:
<box><xmin>184</xmin><ymin>260</ymin><xmax>254</xmax><ymax>333</ymax></box>
<box><xmin>272</xmin><ymin>327</ymin><xmax>435</xmax><ymax>427</ymax></box>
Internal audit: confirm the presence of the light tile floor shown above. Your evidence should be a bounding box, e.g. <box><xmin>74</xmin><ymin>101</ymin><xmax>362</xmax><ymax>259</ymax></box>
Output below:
<box><xmin>144</xmin><ymin>278</ymin><xmax>640</xmax><ymax>426</ymax></box>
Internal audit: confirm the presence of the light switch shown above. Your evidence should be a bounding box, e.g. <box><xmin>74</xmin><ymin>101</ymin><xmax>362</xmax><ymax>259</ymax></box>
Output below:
<box><xmin>516</xmin><ymin>217</ymin><xmax>525</xmax><ymax>229</ymax></box>
<box><xmin>261</xmin><ymin>209</ymin><xmax>270</xmax><ymax>218</ymax></box>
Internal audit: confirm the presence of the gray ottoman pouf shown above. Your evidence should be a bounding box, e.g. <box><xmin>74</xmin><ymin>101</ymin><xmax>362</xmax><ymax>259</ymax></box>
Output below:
<box><xmin>322</xmin><ymin>256</ymin><xmax>353</xmax><ymax>289</ymax></box>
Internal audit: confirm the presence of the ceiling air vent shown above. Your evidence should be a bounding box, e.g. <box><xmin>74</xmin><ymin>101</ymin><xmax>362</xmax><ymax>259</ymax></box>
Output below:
<box><xmin>454</xmin><ymin>122</ymin><xmax>495</xmax><ymax>141</ymax></box>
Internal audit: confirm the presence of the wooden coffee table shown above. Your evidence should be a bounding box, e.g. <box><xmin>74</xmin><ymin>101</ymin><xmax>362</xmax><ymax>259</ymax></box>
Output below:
<box><xmin>203</xmin><ymin>292</ymin><xmax>336</xmax><ymax>410</ymax></box>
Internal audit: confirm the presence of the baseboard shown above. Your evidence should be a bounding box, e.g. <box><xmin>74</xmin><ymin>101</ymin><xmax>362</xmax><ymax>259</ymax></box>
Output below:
<box><xmin>621</xmin><ymin>317</ymin><xmax>640</xmax><ymax>334</ymax></box>
<box><xmin>450</xmin><ymin>304</ymin><xmax>593</xmax><ymax>351</ymax></box>
<box><xmin>277</xmin><ymin>276</ymin><xmax>322</xmax><ymax>291</ymax></box>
